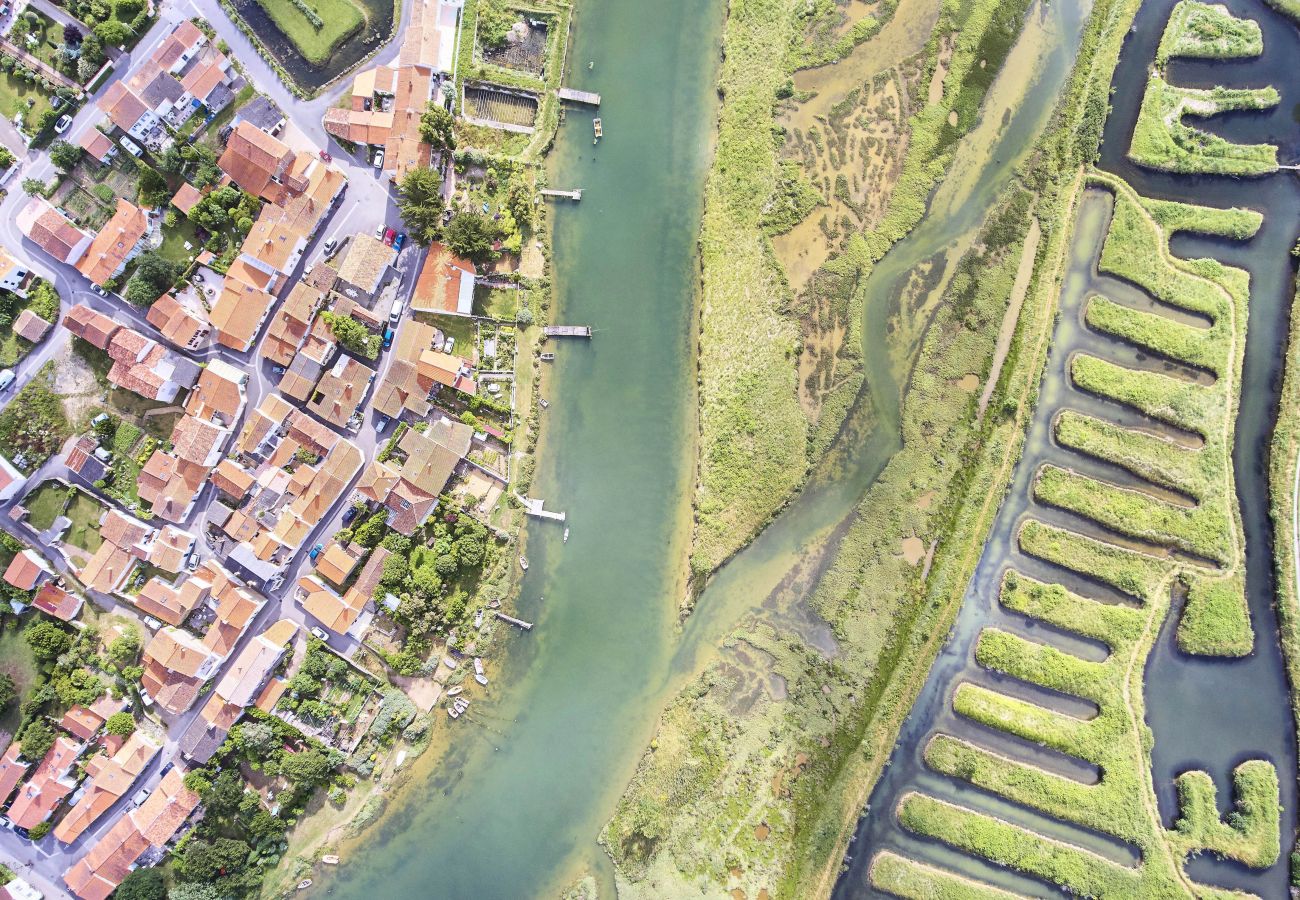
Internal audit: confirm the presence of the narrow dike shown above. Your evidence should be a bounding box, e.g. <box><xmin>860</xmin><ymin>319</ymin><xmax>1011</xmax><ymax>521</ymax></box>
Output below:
<box><xmin>844</xmin><ymin>0</ymin><xmax>1300</xmax><ymax>893</ymax></box>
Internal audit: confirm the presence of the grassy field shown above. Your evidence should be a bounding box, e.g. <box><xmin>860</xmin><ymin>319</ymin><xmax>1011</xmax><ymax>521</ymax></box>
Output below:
<box><xmin>1155</xmin><ymin>0</ymin><xmax>1262</xmax><ymax>65</ymax></box>
<box><xmin>0</xmin><ymin>627</ymin><xmax>40</xmax><ymax>739</ymax></box>
<box><xmin>254</xmin><ymin>0</ymin><xmax>365</xmax><ymax>64</ymax></box>
<box><xmin>1129</xmin><ymin>75</ymin><xmax>1279</xmax><ymax>176</ymax></box>
<box><xmin>0</xmin><ymin>69</ymin><xmax>56</xmax><ymax>137</ymax></box>
<box><xmin>1264</xmin><ymin>0</ymin><xmax>1300</xmax><ymax>23</ymax></box>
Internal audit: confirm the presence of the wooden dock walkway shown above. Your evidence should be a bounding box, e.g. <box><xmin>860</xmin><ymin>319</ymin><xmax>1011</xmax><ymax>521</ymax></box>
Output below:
<box><xmin>540</xmin><ymin>188</ymin><xmax>583</xmax><ymax>200</ymax></box>
<box><xmin>543</xmin><ymin>325</ymin><xmax>592</xmax><ymax>337</ymax></box>
<box><xmin>558</xmin><ymin>87</ymin><xmax>601</xmax><ymax>106</ymax></box>
<box><xmin>517</xmin><ymin>495</ymin><xmax>567</xmax><ymax>522</ymax></box>
<box><xmin>495</xmin><ymin>612</ymin><xmax>534</xmax><ymax>630</ymax></box>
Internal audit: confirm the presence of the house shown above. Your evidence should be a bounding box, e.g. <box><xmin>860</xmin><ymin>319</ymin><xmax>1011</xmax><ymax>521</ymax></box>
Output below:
<box><xmin>236</xmin><ymin>96</ymin><xmax>285</xmax><ymax>135</ymax></box>
<box><xmin>178</xmin><ymin>619</ymin><xmax>296</xmax><ymax>763</ymax></box>
<box><xmin>0</xmin><ymin>743</ymin><xmax>29</xmax><ymax>809</ymax></box>
<box><xmin>261</xmin><ymin>282</ymin><xmax>322</xmax><ymax>366</ymax></box>
<box><xmin>146</xmin><ymin>288</ymin><xmax>212</xmax><ymax>350</ymax></box>
<box><xmin>58</xmin><ymin>695</ymin><xmax>125</xmax><ymax>742</ymax></box>
<box><xmin>186</xmin><ymin>358</ymin><xmax>247</xmax><ymax>427</ymax></box>
<box><xmin>334</xmin><ymin>234</ymin><xmax>396</xmax><ymax>300</ymax></box>
<box><xmin>314</xmin><ymin>540</ymin><xmax>362</xmax><ymax>585</ymax></box>
<box><xmin>419</xmin><ymin>348</ymin><xmax>478</xmax><ymax>396</ymax></box>
<box><xmin>77</xmin><ymin>129</ymin><xmax>118</xmax><ymax>166</ymax></box>
<box><xmin>32</xmin><ymin>582</ymin><xmax>84</xmax><ymax>622</ymax></box>
<box><xmin>97</xmin><ymin>81</ymin><xmax>160</xmax><ymax>143</ymax></box>
<box><xmin>65</xmin><ymin>436</ymin><xmax>108</xmax><ymax>485</ymax></box>
<box><xmin>372</xmin><ymin>319</ymin><xmax>438</xmax><ymax>419</ymax></box>
<box><xmin>0</xmin><ymin>455</ymin><xmax>25</xmax><ymax>503</ymax></box>
<box><xmin>3</xmin><ymin>548</ymin><xmax>52</xmax><ymax>592</ymax></box>
<box><xmin>75</xmin><ymin>199</ymin><xmax>150</xmax><ymax>287</ymax></box>
<box><xmin>62</xmin><ymin>305</ymin><xmax>200</xmax><ymax>402</ymax></box>
<box><xmin>301</xmin><ymin>547</ymin><xmax>388</xmax><ymax>636</ymax></box>
<box><xmin>218</xmin><ymin>121</ymin><xmax>302</xmax><ymax>203</ymax></box>
<box><xmin>0</xmin><ymin>244</ymin><xmax>34</xmax><ymax>297</ymax></box>
<box><xmin>53</xmin><ymin>731</ymin><xmax>160</xmax><ymax>843</ymax></box>
<box><xmin>77</xmin><ymin>510</ymin><xmax>190</xmax><ymax>595</ymax></box>
<box><xmin>140</xmin><ymin>626</ymin><xmax>220</xmax><ymax>715</ymax></box>
<box><xmin>209</xmin><ymin>259</ymin><xmax>276</xmax><ymax>351</ymax></box>
<box><xmin>356</xmin><ymin>419</ymin><xmax>471</xmax><ymax>534</ymax></box>
<box><xmin>411</xmin><ymin>241</ymin><xmax>476</xmax><ymax>315</ymax></box>
<box><xmin>170</xmin><ymin>182</ymin><xmax>204</xmax><ymax>216</ymax></box>
<box><xmin>16</xmin><ymin>198</ymin><xmax>91</xmax><ymax>266</ymax></box>
<box><xmin>210</xmin><ymin>458</ymin><xmax>255</xmax><ymax>501</ymax></box>
<box><xmin>307</xmin><ymin>355</ymin><xmax>375</xmax><ymax>431</ymax></box>
<box><xmin>62</xmin><ymin>768</ymin><xmax>200</xmax><ymax>900</ymax></box>
<box><xmin>7</xmin><ymin>735</ymin><xmax>82</xmax><ymax>830</ymax></box>
<box><xmin>12</xmin><ymin>309</ymin><xmax>51</xmax><ymax>344</ymax></box>
<box><xmin>238</xmin><ymin>157</ymin><xmax>344</xmax><ymax>280</ymax></box>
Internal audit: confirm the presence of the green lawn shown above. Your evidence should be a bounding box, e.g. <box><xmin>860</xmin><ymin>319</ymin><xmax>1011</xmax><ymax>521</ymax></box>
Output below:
<box><xmin>472</xmin><ymin>285</ymin><xmax>519</xmax><ymax>320</ymax></box>
<box><xmin>24</xmin><ymin>480</ymin><xmax>72</xmax><ymax>531</ymax></box>
<box><xmin>63</xmin><ymin>490</ymin><xmax>106</xmax><ymax>552</ymax></box>
<box><xmin>0</xmin><ymin>628</ymin><xmax>40</xmax><ymax>739</ymax></box>
<box><xmin>253</xmin><ymin>0</ymin><xmax>365</xmax><ymax>64</ymax></box>
<box><xmin>421</xmin><ymin>313</ymin><xmax>477</xmax><ymax>354</ymax></box>
<box><xmin>158</xmin><ymin>215</ymin><xmax>202</xmax><ymax>265</ymax></box>
<box><xmin>0</xmin><ymin>69</ymin><xmax>56</xmax><ymax>137</ymax></box>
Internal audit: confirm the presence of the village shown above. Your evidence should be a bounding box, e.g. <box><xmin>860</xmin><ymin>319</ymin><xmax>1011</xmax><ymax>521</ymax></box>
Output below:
<box><xmin>0</xmin><ymin>0</ymin><xmax>579</xmax><ymax>892</ymax></box>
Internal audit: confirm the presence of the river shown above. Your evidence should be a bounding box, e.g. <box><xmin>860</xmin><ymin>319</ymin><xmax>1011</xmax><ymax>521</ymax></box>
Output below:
<box><xmin>326</xmin><ymin>0</ymin><xmax>1095</xmax><ymax>896</ymax></box>
<box><xmin>835</xmin><ymin>0</ymin><xmax>1300</xmax><ymax>896</ymax></box>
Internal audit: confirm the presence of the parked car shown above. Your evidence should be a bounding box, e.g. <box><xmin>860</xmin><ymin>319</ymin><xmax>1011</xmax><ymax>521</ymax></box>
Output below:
<box><xmin>0</xmin><ymin>370</ymin><xmax>14</xmax><ymax>392</ymax></box>
<box><xmin>90</xmin><ymin>283</ymin><xmax>107</xmax><ymax>295</ymax></box>
<box><xmin>375</xmin><ymin>223</ymin><xmax>386</xmax><ymax>241</ymax></box>
<box><xmin>54</xmin><ymin>114</ymin><xmax>72</xmax><ymax>134</ymax></box>
<box><xmin>119</xmin><ymin>136</ymin><xmax>143</xmax><ymax>157</ymax></box>
<box><xmin>143</xmin><ymin>615</ymin><xmax>162</xmax><ymax>630</ymax></box>
<box><xmin>272</xmin><ymin>364</ymin><xmax>286</xmax><ymax>375</ymax></box>
<box><xmin>375</xmin><ymin>415</ymin><xmax>390</xmax><ymax>434</ymax></box>
<box><xmin>159</xmin><ymin>761</ymin><xmax>174</xmax><ymax>777</ymax></box>
<box><xmin>373</xmin><ymin>149</ymin><xmax>384</xmax><ymax>169</ymax></box>
<box><xmin>389</xmin><ymin>300</ymin><xmax>403</xmax><ymax>324</ymax></box>
<box><xmin>131</xmin><ymin>788</ymin><xmax>151</xmax><ymax>808</ymax></box>
<box><xmin>394</xmin><ymin>232</ymin><xmax>406</xmax><ymax>251</ymax></box>
<box><xmin>309</xmin><ymin>543</ymin><xmax>323</xmax><ymax>561</ymax></box>
<box><xmin>51</xmin><ymin>95</ymin><xmax>65</xmax><ymax>111</ymax></box>
<box><xmin>444</xmin><ymin>337</ymin><xmax>455</xmax><ymax>355</ymax></box>
<box><xmin>310</xmin><ymin>626</ymin><xmax>330</xmax><ymax>642</ymax></box>
<box><xmin>323</xmin><ymin>237</ymin><xmax>339</xmax><ymax>258</ymax></box>
<box><xmin>383</xmin><ymin>326</ymin><xmax>394</xmax><ymax>350</ymax></box>
<box><xmin>319</xmin><ymin>149</ymin><xmax>332</xmax><ymax>162</ymax></box>
<box><xmin>341</xmin><ymin>506</ymin><xmax>359</xmax><ymax>524</ymax></box>
<box><xmin>383</xmin><ymin>228</ymin><xmax>396</xmax><ymax>246</ymax></box>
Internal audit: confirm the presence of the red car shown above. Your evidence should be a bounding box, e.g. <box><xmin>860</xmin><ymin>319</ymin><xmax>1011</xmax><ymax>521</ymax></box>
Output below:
<box><xmin>319</xmin><ymin>149</ymin><xmax>332</xmax><ymax>162</ymax></box>
<box><xmin>383</xmin><ymin>228</ymin><xmax>396</xmax><ymax>246</ymax></box>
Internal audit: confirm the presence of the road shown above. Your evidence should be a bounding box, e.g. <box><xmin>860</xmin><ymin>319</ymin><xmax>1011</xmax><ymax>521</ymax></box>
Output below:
<box><xmin>0</xmin><ymin>0</ymin><xmax>437</xmax><ymax>891</ymax></box>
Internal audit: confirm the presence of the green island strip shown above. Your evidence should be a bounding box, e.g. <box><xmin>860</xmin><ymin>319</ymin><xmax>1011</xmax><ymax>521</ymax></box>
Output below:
<box><xmin>254</xmin><ymin>0</ymin><xmax>365</xmax><ymax>65</ymax></box>
<box><xmin>868</xmin><ymin>849</ymin><xmax>1028</xmax><ymax>899</ymax></box>
<box><xmin>1155</xmin><ymin>1</ymin><xmax>1263</xmax><ymax>66</ymax></box>
<box><xmin>1053</xmin><ymin>409</ymin><xmax>1203</xmax><ymax>499</ymax></box>
<box><xmin>1084</xmin><ymin>293</ymin><xmax>1221</xmax><ymax>374</ymax></box>
<box><xmin>690</xmin><ymin>0</ymin><xmax>1040</xmax><ymax>577</ymax></box>
<box><xmin>1264</xmin><ymin>0</ymin><xmax>1300</xmax><ymax>24</ymax></box>
<box><xmin>1017</xmin><ymin>518</ymin><xmax>1168</xmax><ymax>601</ymax></box>
<box><xmin>1129</xmin><ymin>76</ymin><xmax>1279</xmax><ymax>176</ymax></box>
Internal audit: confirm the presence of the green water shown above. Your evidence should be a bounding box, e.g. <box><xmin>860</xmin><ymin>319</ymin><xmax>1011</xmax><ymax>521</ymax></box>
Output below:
<box><xmin>327</xmin><ymin>0</ymin><xmax>1085</xmax><ymax>896</ymax></box>
<box><xmin>327</xmin><ymin>0</ymin><xmax>724</xmax><ymax>895</ymax></box>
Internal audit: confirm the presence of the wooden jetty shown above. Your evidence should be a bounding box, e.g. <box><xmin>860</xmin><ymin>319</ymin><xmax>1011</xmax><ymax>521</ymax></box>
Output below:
<box><xmin>519</xmin><ymin>495</ymin><xmax>566</xmax><ymax>522</ymax></box>
<box><xmin>558</xmin><ymin>87</ymin><xmax>601</xmax><ymax>106</ymax></box>
<box><xmin>540</xmin><ymin>188</ymin><xmax>583</xmax><ymax>200</ymax></box>
<box><xmin>543</xmin><ymin>325</ymin><xmax>592</xmax><ymax>337</ymax></box>
<box><xmin>495</xmin><ymin>612</ymin><xmax>534</xmax><ymax>631</ymax></box>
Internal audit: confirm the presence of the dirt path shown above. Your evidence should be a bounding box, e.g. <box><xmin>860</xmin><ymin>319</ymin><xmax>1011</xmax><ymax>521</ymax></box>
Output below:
<box><xmin>979</xmin><ymin>218</ymin><xmax>1041</xmax><ymax>419</ymax></box>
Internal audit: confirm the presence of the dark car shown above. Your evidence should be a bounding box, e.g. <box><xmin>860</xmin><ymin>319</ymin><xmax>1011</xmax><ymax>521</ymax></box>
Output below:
<box><xmin>342</xmin><ymin>506</ymin><xmax>359</xmax><ymax>525</ymax></box>
<box><xmin>394</xmin><ymin>233</ymin><xmax>406</xmax><ymax>251</ymax></box>
<box><xmin>383</xmin><ymin>326</ymin><xmax>394</xmax><ymax>350</ymax></box>
<box><xmin>383</xmin><ymin>228</ymin><xmax>396</xmax><ymax>246</ymax></box>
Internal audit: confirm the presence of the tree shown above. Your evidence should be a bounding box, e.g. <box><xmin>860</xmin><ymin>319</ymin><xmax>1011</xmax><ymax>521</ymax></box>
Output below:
<box><xmin>396</xmin><ymin>167</ymin><xmax>444</xmax><ymax>245</ymax></box>
<box><xmin>135</xmin><ymin>162</ymin><xmax>169</xmax><ymax>207</ymax></box>
<box><xmin>18</xmin><ymin>719</ymin><xmax>55</xmax><ymax>761</ymax></box>
<box><xmin>202</xmin><ymin>769</ymin><xmax>245</xmax><ymax>816</ymax></box>
<box><xmin>288</xmin><ymin>671</ymin><xmax>320</xmax><ymax>696</ymax></box>
<box><xmin>279</xmin><ymin>748</ymin><xmax>333</xmax><ymax>785</ymax></box>
<box><xmin>319</xmin><ymin>311</ymin><xmax>379</xmax><ymax>360</ymax></box>
<box><xmin>379</xmin><ymin>552</ymin><xmax>409</xmax><ymax>588</ymax></box>
<box><xmin>0</xmin><ymin>673</ymin><xmax>13</xmax><ymax>713</ymax></box>
<box><xmin>24</xmin><ymin>620</ymin><xmax>71</xmax><ymax>661</ymax></box>
<box><xmin>177</xmin><ymin>837</ymin><xmax>251</xmax><ymax>881</ymax></box>
<box><xmin>156</xmin><ymin>143</ymin><xmax>185</xmax><ymax>176</ymax></box>
<box><xmin>107</xmin><ymin>627</ymin><xmax>140</xmax><ymax>665</ymax></box>
<box><xmin>115</xmin><ymin>868</ymin><xmax>166</xmax><ymax>900</ymax></box>
<box><xmin>105</xmin><ymin>711</ymin><xmax>135</xmax><ymax>736</ymax></box>
<box><xmin>92</xmin><ymin>19</ymin><xmax>129</xmax><ymax>46</ymax></box>
<box><xmin>124</xmin><ymin>252</ymin><xmax>179</xmax><ymax>306</ymax></box>
<box><xmin>62</xmin><ymin>22</ymin><xmax>83</xmax><ymax>44</ymax></box>
<box><xmin>21</xmin><ymin>177</ymin><xmax>47</xmax><ymax>197</ymax></box>
<box><xmin>168</xmin><ymin>884</ymin><xmax>221</xmax><ymax>900</ymax></box>
<box><xmin>48</xmin><ymin>140</ymin><xmax>81</xmax><ymax>171</ymax></box>
<box><xmin>444</xmin><ymin>211</ymin><xmax>499</xmax><ymax>263</ymax></box>
<box><xmin>352</xmin><ymin>509</ymin><xmax>389</xmax><ymax>548</ymax></box>
<box><xmin>419</xmin><ymin>102</ymin><xmax>455</xmax><ymax>150</ymax></box>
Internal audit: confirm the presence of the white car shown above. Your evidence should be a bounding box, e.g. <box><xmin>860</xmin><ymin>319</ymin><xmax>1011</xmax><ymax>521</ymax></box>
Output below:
<box><xmin>375</xmin><ymin>223</ymin><xmax>386</xmax><ymax>241</ymax></box>
<box><xmin>131</xmin><ymin>788</ymin><xmax>150</xmax><ymax>808</ymax></box>
<box><xmin>53</xmin><ymin>114</ymin><xmax>72</xmax><ymax>134</ymax></box>
<box><xmin>0</xmin><ymin>369</ymin><xmax>14</xmax><ymax>391</ymax></box>
<box><xmin>372</xmin><ymin>149</ymin><xmax>384</xmax><ymax>169</ymax></box>
<box><xmin>90</xmin><ymin>283</ymin><xmax>107</xmax><ymax>296</ymax></box>
<box><xmin>310</xmin><ymin>626</ymin><xmax>330</xmax><ymax>642</ymax></box>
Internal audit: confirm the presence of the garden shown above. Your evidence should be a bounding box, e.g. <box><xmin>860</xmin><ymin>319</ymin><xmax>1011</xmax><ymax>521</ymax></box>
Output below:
<box><xmin>252</xmin><ymin>0</ymin><xmax>365</xmax><ymax>65</ymax></box>
<box><xmin>0</xmin><ymin>60</ymin><xmax>64</xmax><ymax>138</ymax></box>
<box><xmin>0</xmin><ymin>279</ymin><xmax>59</xmax><ymax>367</ymax></box>
<box><xmin>0</xmin><ymin>364</ymin><xmax>71</xmax><ymax>473</ymax></box>
<box><xmin>22</xmin><ymin>481</ymin><xmax>107</xmax><ymax>552</ymax></box>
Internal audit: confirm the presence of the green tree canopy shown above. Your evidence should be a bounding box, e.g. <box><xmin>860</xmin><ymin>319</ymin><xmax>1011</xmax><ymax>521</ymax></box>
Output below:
<box><xmin>48</xmin><ymin>140</ymin><xmax>82</xmax><ymax>171</ymax></box>
<box><xmin>114</xmin><ymin>868</ymin><xmax>166</xmax><ymax>900</ymax></box>
<box><xmin>279</xmin><ymin>748</ymin><xmax>334</xmax><ymax>785</ymax></box>
<box><xmin>419</xmin><ymin>102</ymin><xmax>455</xmax><ymax>150</ymax></box>
<box><xmin>0</xmin><ymin>673</ymin><xmax>15</xmax><ymax>712</ymax></box>
<box><xmin>105</xmin><ymin>710</ymin><xmax>135</xmax><ymax>736</ymax></box>
<box><xmin>444</xmin><ymin>211</ymin><xmax>499</xmax><ymax>263</ymax></box>
<box><xmin>24</xmin><ymin>620</ymin><xmax>71</xmax><ymax>661</ymax></box>
<box><xmin>396</xmin><ymin>167</ymin><xmax>445</xmax><ymax>245</ymax></box>
<box><xmin>18</xmin><ymin>719</ymin><xmax>55</xmax><ymax>761</ymax></box>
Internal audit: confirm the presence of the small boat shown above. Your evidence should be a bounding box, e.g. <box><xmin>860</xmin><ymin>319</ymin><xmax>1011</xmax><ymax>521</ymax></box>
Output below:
<box><xmin>474</xmin><ymin>658</ymin><xmax>486</xmax><ymax>677</ymax></box>
<box><xmin>519</xmin><ymin>555</ymin><xmax>529</xmax><ymax>570</ymax></box>
<box><xmin>297</xmin><ymin>880</ymin><xmax>313</xmax><ymax>891</ymax></box>
<box><xmin>563</xmin><ymin>527</ymin><xmax>569</xmax><ymax>543</ymax></box>
<box><xmin>454</xmin><ymin>697</ymin><xmax>470</xmax><ymax>713</ymax></box>
<box><xmin>539</xmin><ymin>398</ymin><xmax>549</xmax><ymax>409</ymax></box>
<box><xmin>540</xmin><ymin>352</ymin><xmax>555</xmax><ymax>361</ymax></box>
<box><xmin>476</xmin><ymin>674</ymin><xmax>489</xmax><ymax>686</ymax></box>
<box><xmin>474</xmin><ymin>609</ymin><xmax>484</xmax><ymax>629</ymax></box>
<box><xmin>443</xmin><ymin>656</ymin><xmax>458</xmax><ymax>670</ymax></box>
<box><xmin>593</xmin><ymin>118</ymin><xmax>603</xmax><ymax>141</ymax></box>
<box><xmin>587</xmin><ymin>60</ymin><xmax>594</xmax><ymax>69</ymax></box>
<box><xmin>447</xmin><ymin>685</ymin><xmax>464</xmax><ymax>697</ymax></box>
<box><xmin>321</xmin><ymin>855</ymin><xmax>340</xmax><ymax>865</ymax></box>
<box><xmin>448</xmin><ymin>705</ymin><xmax>460</xmax><ymax>719</ymax></box>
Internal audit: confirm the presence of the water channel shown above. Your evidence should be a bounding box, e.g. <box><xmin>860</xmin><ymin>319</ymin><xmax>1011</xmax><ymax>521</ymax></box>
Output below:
<box><xmin>835</xmin><ymin>0</ymin><xmax>1300</xmax><ymax>896</ymax></box>
<box><xmin>326</xmin><ymin>0</ymin><xmax>1100</xmax><ymax>895</ymax></box>
<box><xmin>228</xmin><ymin>0</ymin><xmax>395</xmax><ymax>92</ymax></box>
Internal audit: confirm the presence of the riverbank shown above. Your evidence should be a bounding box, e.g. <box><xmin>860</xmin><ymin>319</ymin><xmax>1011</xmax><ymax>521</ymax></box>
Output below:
<box><xmin>602</xmin><ymin>1</ymin><xmax>1133</xmax><ymax>895</ymax></box>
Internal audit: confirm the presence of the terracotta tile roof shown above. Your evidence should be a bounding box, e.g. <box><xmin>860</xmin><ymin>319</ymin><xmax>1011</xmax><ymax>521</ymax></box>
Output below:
<box><xmin>101</xmin><ymin>509</ymin><xmax>152</xmax><ymax>554</ymax></box>
<box><xmin>211</xmin><ymin>259</ymin><xmax>275</xmax><ymax>351</ymax></box>
<box><xmin>306</xmin><ymin>355</ymin><xmax>375</xmax><ymax>428</ymax></box>
<box><xmin>314</xmin><ymin>541</ymin><xmax>361</xmax><ymax>585</ymax></box>
<box><xmin>32</xmin><ymin>582</ymin><xmax>83</xmax><ymax>621</ymax></box>
<box><xmin>0</xmin><ymin>743</ymin><xmax>29</xmax><ymax>808</ymax></box>
<box><xmin>78</xmin><ymin>129</ymin><xmax>117</xmax><ymax>163</ymax></box>
<box><xmin>211</xmin><ymin>619</ymin><xmax>294</xmax><ymax>707</ymax></box>
<box><xmin>182</xmin><ymin>59</ymin><xmax>225</xmax><ymax>102</ymax></box>
<box><xmin>335</xmin><ymin>234</ymin><xmax>396</xmax><ymax>297</ymax></box>
<box><xmin>211</xmin><ymin>458</ymin><xmax>255</xmax><ymax>499</ymax></box>
<box><xmin>146</xmin><ymin>524</ymin><xmax>194</xmax><ymax>572</ymax></box>
<box><xmin>372</xmin><ymin>320</ymin><xmax>436</xmax><ymax>418</ymax></box>
<box><xmin>141</xmin><ymin>627</ymin><xmax>213</xmax><ymax>715</ymax></box>
<box><xmin>77</xmin><ymin>541</ymin><xmax>137</xmax><ymax>594</ymax></box>
<box><xmin>151</xmin><ymin>19</ymin><xmax>204</xmax><ymax>71</ymax></box>
<box><xmin>218</xmin><ymin>121</ymin><xmax>294</xmax><ymax>201</ymax></box>
<box><xmin>62</xmin><ymin>304</ymin><xmax>119</xmax><ymax>350</ymax></box>
<box><xmin>146</xmin><ymin>292</ymin><xmax>210</xmax><ymax>349</ymax></box>
<box><xmin>76</xmin><ymin>199</ymin><xmax>147</xmax><ymax>287</ymax></box>
<box><xmin>171</xmin><ymin>182</ymin><xmax>203</xmax><ymax>215</ymax></box>
<box><xmin>185</xmin><ymin>359</ymin><xmax>245</xmax><ymax>424</ymax></box>
<box><xmin>8</xmin><ymin>736</ymin><xmax>81</xmax><ymax>829</ymax></box>
<box><xmin>12</xmin><ymin>309</ymin><xmax>51</xmax><ymax>343</ymax></box>
<box><xmin>3</xmin><ymin>548</ymin><xmax>49</xmax><ymax>591</ymax></box>
<box><xmin>298</xmin><ymin>574</ymin><xmax>354</xmax><ymax>634</ymax></box>
<box><xmin>54</xmin><ymin>732</ymin><xmax>159</xmax><ymax>843</ymax></box>
<box><xmin>59</xmin><ymin>706</ymin><xmax>103</xmax><ymax>742</ymax></box>
<box><xmin>18</xmin><ymin>198</ymin><xmax>89</xmax><ymax>264</ymax></box>
<box><xmin>254</xmin><ymin>675</ymin><xmax>288</xmax><ymax>712</ymax></box>
<box><xmin>261</xmin><ymin>282</ymin><xmax>320</xmax><ymax>366</ymax></box>
<box><xmin>96</xmin><ymin>81</ymin><xmax>147</xmax><ymax>132</ymax></box>
<box><xmin>418</xmin><ymin>349</ymin><xmax>477</xmax><ymax>396</ymax></box>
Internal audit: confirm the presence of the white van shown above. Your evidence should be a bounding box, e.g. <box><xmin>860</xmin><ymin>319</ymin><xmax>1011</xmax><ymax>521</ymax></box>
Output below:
<box><xmin>119</xmin><ymin>136</ymin><xmax>143</xmax><ymax>157</ymax></box>
<box><xmin>0</xmin><ymin>369</ymin><xmax>14</xmax><ymax>391</ymax></box>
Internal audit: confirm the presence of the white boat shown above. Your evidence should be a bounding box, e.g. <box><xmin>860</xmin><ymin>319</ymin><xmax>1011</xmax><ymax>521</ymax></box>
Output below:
<box><xmin>321</xmin><ymin>855</ymin><xmax>340</xmax><ymax>865</ymax></box>
<box><xmin>474</xmin><ymin>658</ymin><xmax>485</xmax><ymax>677</ymax></box>
<box><xmin>593</xmin><ymin>117</ymin><xmax>603</xmax><ymax>141</ymax></box>
<box><xmin>476</xmin><ymin>673</ymin><xmax>489</xmax><ymax>686</ymax></box>
<box><xmin>443</xmin><ymin>656</ymin><xmax>458</xmax><ymax>670</ymax></box>
<box><xmin>540</xmin><ymin>352</ymin><xmax>555</xmax><ymax>361</ymax></box>
<box><xmin>446</xmin><ymin>685</ymin><xmax>464</xmax><ymax>697</ymax></box>
<box><xmin>519</xmin><ymin>555</ymin><xmax>529</xmax><ymax>570</ymax></box>
<box><xmin>454</xmin><ymin>697</ymin><xmax>470</xmax><ymax>713</ymax></box>
<box><xmin>563</xmin><ymin>527</ymin><xmax>569</xmax><ymax>543</ymax></box>
<box><xmin>539</xmin><ymin>398</ymin><xmax>549</xmax><ymax>409</ymax></box>
<box><xmin>448</xmin><ymin>705</ymin><xmax>460</xmax><ymax>719</ymax></box>
<box><xmin>474</xmin><ymin>609</ymin><xmax>484</xmax><ymax>629</ymax></box>
<box><xmin>297</xmin><ymin>880</ymin><xmax>313</xmax><ymax>891</ymax></box>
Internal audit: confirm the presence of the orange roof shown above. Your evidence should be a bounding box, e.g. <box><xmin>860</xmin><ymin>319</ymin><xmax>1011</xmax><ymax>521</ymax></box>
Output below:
<box><xmin>314</xmin><ymin>541</ymin><xmax>361</xmax><ymax>585</ymax></box>
<box><xmin>77</xmin><ymin>541</ymin><xmax>137</xmax><ymax>594</ymax></box>
<box><xmin>13</xmin><ymin>308</ymin><xmax>52</xmax><ymax>343</ymax></box>
<box><xmin>3</xmin><ymin>548</ymin><xmax>48</xmax><ymax>591</ymax></box>
<box><xmin>54</xmin><ymin>732</ymin><xmax>159</xmax><ymax>843</ymax></box>
<box><xmin>96</xmin><ymin>81</ymin><xmax>147</xmax><ymax>132</ymax></box>
<box><xmin>0</xmin><ymin>743</ymin><xmax>29</xmax><ymax>808</ymax></box>
<box><xmin>18</xmin><ymin>198</ymin><xmax>89</xmax><ymax>264</ymax></box>
<box><xmin>211</xmin><ymin>458</ymin><xmax>255</xmax><ymax>499</ymax></box>
<box><xmin>171</xmin><ymin>182</ymin><xmax>204</xmax><ymax>215</ymax></box>
<box><xmin>32</xmin><ymin>582</ymin><xmax>82</xmax><ymax>621</ymax></box>
<box><xmin>146</xmin><ymin>292</ymin><xmax>211</xmax><ymax>349</ymax></box>
<box><xmin>78</xmin><ymin>129</ymin><xmax>117</xmax><ymax>163</ymax></box>
<box><xmin>412</xmin><ymin>242</ymin><xmax>476</xmax><ymax>314</ymax></box>
<box><xmin>261</xmin><ymin>282</ymin><xmax>320</xmax><ymax>366</ymax></box>
<box><xmin>62</xmin><ymin>304</ymin><xmax>119</xmax><ymax>349</ymax></box>
<box><xmin>75</xmin><ymin>200</ymin><xmax>148</xmax><ymax>287</ymax></box>
<box><xmin>8</xmin><ymin>736</ymin><xmax>81</xmax><ymax>829</ymax></box>
<box><xmin>210</xmin><ymin>259</ymin><xmax>275</xmax><ymax>350</ymax></box>
<box><xmin>59</xmin><ymin>705</ymin><xmax>104</xmax><ymax>742</ymax></box>
<box><xmin>218</xmin><ymin>121</ymin><xmax>295</xmax><ymax>201</ymax></box>
<box><xmin>185</xmin><ymin>359</ymin><xmax>245</xmax><ymax>423</ymax></box>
